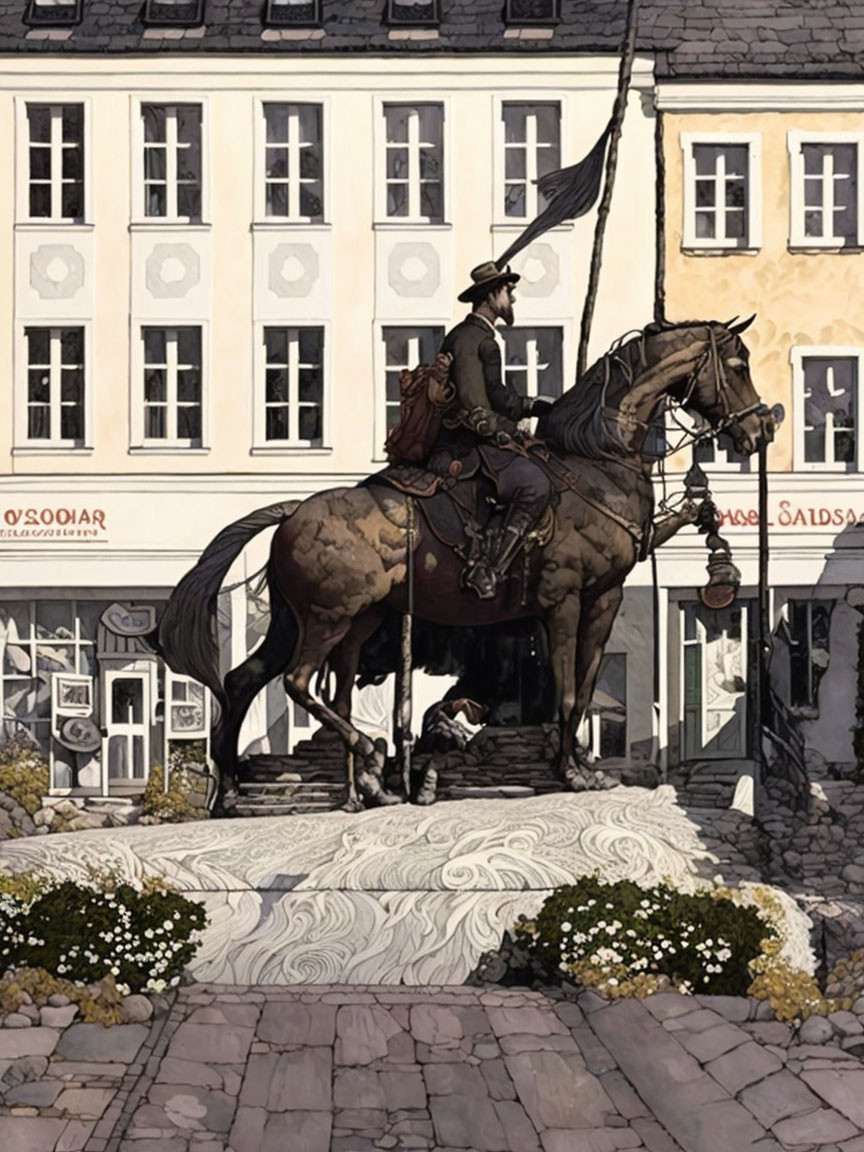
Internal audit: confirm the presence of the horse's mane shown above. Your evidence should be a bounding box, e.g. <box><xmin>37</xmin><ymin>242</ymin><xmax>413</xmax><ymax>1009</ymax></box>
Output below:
<box><xmin>539</xmin><ymin>319</ymin><xmax>712</xmax><ymax>459</ymax></box>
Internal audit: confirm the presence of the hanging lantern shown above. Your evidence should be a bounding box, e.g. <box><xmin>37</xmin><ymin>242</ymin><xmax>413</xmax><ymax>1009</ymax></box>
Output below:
<box><xmin>699</xmin><ymin>549</ymin><xmax>741</xmax><ymax>610</ymax></box>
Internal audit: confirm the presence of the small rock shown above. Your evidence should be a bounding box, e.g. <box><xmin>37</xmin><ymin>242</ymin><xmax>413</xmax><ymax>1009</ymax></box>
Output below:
<box><xmin>799</xmin><ymin>1015</ymin><xmax>834</xmax><ymax>1045</ymax></box>
<box><xmin>40</xmin><ymin>1005</ymin><xmax>78</xmax><ymax>1029</ymax></box>
<box><xmin>4</xmin><ymin>1014</ymin><xmax>33</xmax><ymax>1029</ymax></box>
<box><xmin>47</xmin><ymin>995</ymin><xmax>71</xmax><ymax>1008</ymax></box>
<box><xmin>18</xmin><ymin>1006</ymin><xmax>40</xmax><ymax>1024</ymax></box>
<box><xmin>120</xmin><ymin>995</ymin><xmax>153</xmax><ymax>1024</ymax></box>
<box><xmin>842</xmin><ymin>864</ymin><xmax>864</xmax><ymax>885</ymax></box>
<box><xmin>149</xmin><ymin>994</ymin><xmax>171</xmax><ymax>1019</ymax></box>
<box><xmin>17</xmin><ymin>993</ymin><xmax>32</xmax><ymax>1007</ymax></box>
<box><xmin>828</xmin><ymin>1010</ymin><xmax>863</xmax><ymax>1038</ymax></box>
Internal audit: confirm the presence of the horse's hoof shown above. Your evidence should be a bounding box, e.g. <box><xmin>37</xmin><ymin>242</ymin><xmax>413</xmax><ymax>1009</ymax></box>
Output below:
<box><xmin>356</xmin><ymin>772</ymin><xmax>404</xmax><ymax>808</ymax></box>
<box><xmin>342</xmin><ymin>795</ymin><xmax>364</xmax><ymax>814</ymax></box>
<box><xmin>592</xmin><ymin>770</ymin><xmax>617</xmax><ymax>790</ymax></box>
<box><xmin>413</xmin><ymin>767</ymin><xmax>438</xmax><ymax>806</ymax></box>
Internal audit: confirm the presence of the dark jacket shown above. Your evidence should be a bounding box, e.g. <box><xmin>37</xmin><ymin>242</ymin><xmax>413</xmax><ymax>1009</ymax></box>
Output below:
<box><xmin>435</xmin><ymin>314</ymin><xmax>530</xmax><ymax>460</ymax></box>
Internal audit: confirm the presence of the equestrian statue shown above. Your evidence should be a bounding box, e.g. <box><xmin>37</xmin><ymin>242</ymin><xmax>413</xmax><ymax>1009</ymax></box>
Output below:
<box><xmin>157</xmin><ymin>255</ymin><xmax>774</xmax><ymax>813</ymax></box>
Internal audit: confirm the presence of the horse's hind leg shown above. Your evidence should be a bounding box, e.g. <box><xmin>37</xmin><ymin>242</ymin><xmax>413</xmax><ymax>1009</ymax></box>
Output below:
<box><xmin>211</xmin><ymin>589</ymin><xmax>295</xmax><ymax>811</ymax></box>
<box><xmin>283</xmin><ymin>613</ymin><xmax>401</xmax><ymax>810</ymax></box>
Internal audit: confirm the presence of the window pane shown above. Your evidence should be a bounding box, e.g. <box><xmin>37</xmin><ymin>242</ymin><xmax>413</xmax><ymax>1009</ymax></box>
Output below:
<box><xmin>145</xmin><ymin>368</ymin><xmax>166</xmax><ymax>402</ymax></box>
<box><xmin>144</xmin><ymin>147</ymin><xmax>166</xmax><ymax>180</ymax></box>
<box><xmin>144</xmin><ymin>329</ymin><xmax>166</xmax><ymax>363</ymax></box>
<box><xmin>28</xmin><ymin>106</ymin><xmax>51</xmax><ymax>143</ymax></box>
<box><xmin>177</xmin><ymin>327</ymin><xmax>201</xmax><ymax>365</ymax></box>
<box><xmin>30</xmin><ymin>146</ymin><xmax>51</xmax><ymax>180</ymax></box>
<box><xmin>419</xmin><ymin>146</ymin><xmax>440</xmax><ymax>180</ymax></box>
<box><xmin>298</xmin><ymin>103</ymin><xmax>321</xmax><ymax>145</ymax></box>
<box><xmin>725</xmin><ymin>209</ymin><xmax>746</xmax><ymax>240</ymax></box>
<box><xmin>537</xmin><ymin>145</ymin><xmax>560</xmax><ymax>179</ymax></box>
<box><xmin>534</xmin><ymin>103</ymin><xmax>559</xmax><ymax>145</ymax></box>
<box><xmin>61</xmin><ymin>146</ymin><xmax>82</xmax><ymax>180</ymax></box>
<box><xmin>176</xmin><ymin>184</ymin><xmax>201</xmax><ymax>220</ymax></box>
<box><xmin>386</xmin><ymin>148</ymin><xmax>408</xmax><ymax>179</ymax></box>
<box><xmin>107</xmin><ymin>734</ymin><xmax>129</xmax><ymax>780</ymax></box>
<box><xmin>60</xmin><ymin>182</ymin><xmax>83</xmax><ymax>219</ymax></box>
<box><xmin>298</xmin><ymin>406</ymin><xmax>321</xmax><ymax>441</ymax></box>
<box><xmin>28</xmin><ymin>370</ymin><xmax>50</xmax><ymax>405</ymax></box>
<box><xmin>176</xmin><ymin>105</ymin><xmax>201</xmax><ymax>145</ymax></box>
<box><xmin>266</xmin><ymin>368</ymin><xmax>288</xmax><ymax>403</ymax></box>
<box><xmin>298</xmin><ymin>327</ymin><xmax>322</xmax><ymax>363</ymax></box>
<box><xmin>266</xmin><ymin>183</ymin><xmax>289</xmax><ymax>217</ymax></box>
<box><xmin>695</xmin><ymin>179</ymin><xmax>715</xmax><ymax>208</ymax></box>
<box><xmin>265</xmin><ymin>328</ymin><xmax>288</xmax><ymax>363</ymax></box>
<box><xmin>387</xmin><ymin>183</ymin><xmax>408</xmax><ymax>217</ymax></box>
<box><xmin>177</xmin><ymin>369</ymin><xmax>200</xmax><ymax>403</ymax></box>
<box><xmin>418</xmin><ymin>104</ymin><xmax>442</xmax><ymax>146</ymax></box>
<box><xmin>505</xmin><ymin>184</ymin><xmax>526</xmax><ymax>218</ymax></box>
<box><xmin>266</xmin><ymin>146</ymin><xmax>288</xmax><ymax>180</ymax></box>
<box><xmin>61</xmin><ymin>105</ymin><xmax>83</xmax><ymax>141</ymax></box>
<box><xmin>420</xmin><ymin>182</ymin><xmax>442</xmax><ymax>219</ymax></box>
<box><xmin>265</xmin><ymin>104</ymin><xmax>290</xmax><ymax>143</ymax></box>
<box><xmin>60</xmin><ymin>328</ymin><xmax>83</xmax><ymax>364</ymax></box>
<box><xmin>505</xmin><ymin>148</ymin><xmax>526</xmax><ymax>180</ymax></box>
<box><xmin>266</xmin><ymin>407</ymin><xmax>289</xmax><ymax>440</ymax></box>
<box><xmin>145</xmin><ymin>406</ymin><xmax>166</xmax><ymax>439</ymax></box>
<box><xmin>60</xmin><ymin>402</ymin><xmax>83</xmax><ymax>441</ymax></box>
<box><xmin>299</xmin><ymin>183</ymin><xmax>322</xmax><ymax>218</ymax></box>
<box><xmin>27</xmin><ymin>328</ymin><xmax>50</xmax><ymax>365</ymax></box>
<box><xmin>385</xmin><ymin>106</ymin><xmax>410</xmax><ymax>143</ymax></box>
<box><xmin>723</xmin><ymin>146</ymin><xmax>747</xmax><ymax>177</ymax></box>
<box><xmin>386</xmin><ymin>371</ymin><xmax>402</xmax><ymax>402</ymax></box>
<box><xmin>695</xmin><ymin>210</ymin><xmax>716</xmax><ymax>239</ymax></box>
<box><xmin>177</xmin><ymin>406</ymin><xmax>201</xmax><ymax>440</ymax></box>
<box><xmin>146</xmin><ymin>185</ymin><xmax>166</xmax><ymax>217</ymax></box>
<box><xmin>725</xmin><ymin>180</ymin><xmax>746</xmax><ymax>209</ymax></box>
<box><xmin>384</xmin><ymin>329</ymin><xmax>409</xmax><ymax>365</ymax></box>
<box><xmin>60</xmin><ymin>368</ymin><xmax>83</xmax><ymax>403</ymax></box>
<box><xmin>835</xmin><ymin>429</ymin><xmax>856</xmax><ymax>462</ymax></box>
<box><xmin>805</xmin><ymin>209</ymin><xmax>823</xmax><ymax>237</ymax></box>
<box><xmin>143</xmin><ymin>106</ymin><xmax>166</xmax><ymax>143</ymax></box>
<box><xmin>27</xmin><ymin>405</ymin><xmax>50</xmax><ymax>440</ymax></box>
<box><xmin>298</xmin><ymin>368</ymin><xmax>322</xmax><ymax>403</ymax></box>
<box><xmin>299</xmin><ymin>145</ymin><xmax>321</xmax><ymax>180</ymax></box>
<box><xmin>29</xmin><ymin>185</ymin><xmax>51</xmax><ymax>218</ymax></box>
<box><xmin>503</xmin><ymin>104</ymin><xmax>526</xmax><ymax>144</ymax></box>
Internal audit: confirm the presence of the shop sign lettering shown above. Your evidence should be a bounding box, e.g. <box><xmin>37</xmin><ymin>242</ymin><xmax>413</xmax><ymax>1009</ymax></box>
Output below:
<box><xmin>1</xmin><ymin>506</ymin><xmax>107</xmax><ymax>540</ymax></box>
<box><xmin>717</xmin><ymin>500</ymin><xmax>864</xmax><ymax>529</ymax></box>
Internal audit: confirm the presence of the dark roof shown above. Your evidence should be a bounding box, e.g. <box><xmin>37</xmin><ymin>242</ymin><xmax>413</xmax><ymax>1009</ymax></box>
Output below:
<box><xmin>1</xmin><ymin>0</ymin><xmax>862</xmax><ymax>80</ymax></box>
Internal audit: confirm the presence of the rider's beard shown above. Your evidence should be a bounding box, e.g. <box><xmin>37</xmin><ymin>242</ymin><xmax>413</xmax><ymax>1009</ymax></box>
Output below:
<box><xmin>496</xmin><ymin>301</ymin><xmax>515</xmax><ymax>327</ymax></box>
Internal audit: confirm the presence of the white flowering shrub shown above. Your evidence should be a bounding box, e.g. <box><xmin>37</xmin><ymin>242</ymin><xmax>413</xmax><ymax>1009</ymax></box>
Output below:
<box><xmin>0</xmin><ymin>874</ymin><xmax>206</xmax><ymax>994</ymax></box>
<box><xmin>527</xmin><ymin>877</ymin><xmax>775</xmax><ymax>996</ymax></box>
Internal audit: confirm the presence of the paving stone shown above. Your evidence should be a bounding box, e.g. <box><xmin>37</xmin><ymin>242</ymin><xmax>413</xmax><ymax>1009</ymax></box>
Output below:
<box><xmin>802</xmin><ymin>1069</ymin><xmax>864</xmax><ymax>1126</ymax></box>
<box><xmin>167</xmin><ymin>1024</ymin><xmax>254</xmax><ymax>1065</ymax></box>
<box><xmin>672</xmin><ymin>1009</ymin><xmax>726</xmax><ymax>1035</ymax></box>
<box><xmin>332</xmin><ymin>1106</ymin><xmax>387</xmax><ymax>1129</ymax></box>
<box><xmin>429</xmin><ymin>1093</ymin><xmax>509</xmax><ymax>1150</ymax></box>
<box><xmin>571</xmin><ymin>1027</ymin><xmax>618</xmax><ymax>1074</ymax></box>
<box><xmin>424</xmin><ymin>1061</ymin><xmax>489</xmax><ymax>1097</ymax></box>
<box><xmin>695</xmin><ymin>996</ymin><xmax>751</xmax><ymax>1023</ymax></box>
<box><xmin>505</xmin><ymin>1050</ymin><xmax>613</xmax><ymax>1130</ymax></box>
<box><xmin>148</xmin><ymin>1084</ymin><xmax>236</xmax><ymax>1131</ymax></box>
<box><xmin>487</xmin><ymin>1006</ymin><xmax>569</xmax><ymax>1038</ymax></box>
<box><xmin>39</xmin><ymin>1005</ymin><xmax>79</xmax><ymax>1028</ymax></box>
<box><xmin>379</xmin><ymin>1070</ymin><xmax>426</xmax><ymax>1110</ymax></box>
<box><xmin>481</xmin><ymin>1057</ymin><xmax>517</xmax><ymax>1101</ymax></box>
<box><xmin>493</xmin><ymin>1098</ymin><xmax>541</xmax><ymax>1150</ymax></box>
<box><xmin>540</xmin><ymin>1130</ymin><xmax>639</xmax><ymax>1151</ymax></box>
<box><xmin>642</xmin><ymin>995</ymin><xmax>697</xmax><ymax>1023</ymax></box>
<box><xmin>773</xmin><ymin>1108</ymin><xmax>859</xmax><ymax>1145</ymax></box>
<box><xmin>57</xmin><ymin>1023</ymin><xmax>148</xmax><ymax>1063</ymax></box>
<box><xmin>53</xmin><ymin>1087</ymin><xmax>116</xmax><ymax>1118</ymax></box>
<box><xmin>675</xmin><ymin>1021</ymin><xmax>749</xmax><ymax>1064</ymax></box>
<box><xmin>599</xmin><ymin>1069</ymin><xmax>650</xmax><ymax>1119</ymax></box>
<box><xmin>705</xmin><ymin>1041</ymin><xmax>784</xmax><ymax>1094</ymax></box>
<box><xmin>333</xmin><ymin>1067</ymin><xmax>385</xmax><ymax>1110</ymax></box>
<box><xmin>0</xmin><ymin>1028</ymin><xmax>58</xmax><ymax>1059</ymax></box>
<box><xmin>744</xmin><ymin>1022</ymin><xmax>794</xmax><ymax>1047</ymax></box>
<box><xmin>4</xmin><ymin>1079</ymin><xmax>63</xmax><ymax>1106</ymax></box>
<box><xmin>500</xmin><ymin>1032</ymin><xmax>581</xmax><ymax>1055</ymax></box>
<box><xmin>227</xmin><ymin>1104</ymin><xmax>266</xmax><ymax>1152</ymax></box>
<box><xmin>155</xmin><ymin>1058</ymin><xmax>224</xmax><ymax>1089</ymax></box>
<box><xmin>0</xmin><ymin>1115</ymin><xmax>70</xmax><ymax>1148</ymax></box>
<box><xmin>55</xmin><ymin>1119</ymin><xmax>96</xmax><ymax>1151</ymax></box>
<box><xmin>116</xmin><ymin>1141</ymin><xmax>187</xmax><ymax>1151</ymax></box>
<box><xmin>409</xmin><ymin>1004</ymin><xmax>463</xmax><ymax>1047</ymax></box>
<box><xmin>630</xmin><ymin>1117</ymin><xmax>685</xmax><ymax>1152</ymax></box>
<box><xmin>238</xmin><ymin>1048</ymin><xmax>331</xmax><ymax>1111</ymax></box>
<box><xmin>739</xmin><ymin>1070</ymin><xmax>825</xmax><ymax>1128</ymax></box>
<box><xmin>256</xmin><ymin>1002</ymin><xmax>336</xmax><ymax>1047</ymax></box>
<box><xmin>831</xmin><ymin>1012</ymin><xmax>864</xmax><ymax>1038</ymax></box>
<box><xmin>258</xmin><ymin>1109</ymin><xmax>331</xmax><ymax>1152</ymax></box>
<box><xmin>336</xmin><ymin>1006</ymin><xmax>403</xmax><ymax>1064</ymax></box>
<box><xmin>187</xmin><ymin>1004</ymin><xmax>260</xmax><ymax>1028</ymax></box>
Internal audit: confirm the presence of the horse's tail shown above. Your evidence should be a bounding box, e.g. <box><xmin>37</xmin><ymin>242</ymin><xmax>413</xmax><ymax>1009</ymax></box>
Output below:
<box><xmin>157</xmin><ymin>500</ymin><xmax>299</xmax><ymax>710</ymax></box>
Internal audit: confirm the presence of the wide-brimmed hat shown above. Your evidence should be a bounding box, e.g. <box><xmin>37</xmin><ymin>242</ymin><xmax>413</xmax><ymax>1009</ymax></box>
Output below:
<box><xmin>457</xmin><ymin>261</ymin><xmax>520</xmax><ymax>304</ymax></box>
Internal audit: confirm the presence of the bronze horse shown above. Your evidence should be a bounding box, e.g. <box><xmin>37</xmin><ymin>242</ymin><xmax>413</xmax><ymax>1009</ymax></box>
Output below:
<box><xmin>159</xmin><ymin>318</ymin><xmax>774</xmax><ymax>809</ymax></box>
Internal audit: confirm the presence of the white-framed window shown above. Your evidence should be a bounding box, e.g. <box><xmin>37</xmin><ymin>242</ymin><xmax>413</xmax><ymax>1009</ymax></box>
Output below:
<box><xmin>22</xmin><ymin>326</ymin><xmax>86</xmax><ymax>448</ymax></box>
<box><xmin>500</xmin><ymin>103</ymin><xmax>561</xmax><ymax>220</ymax></box>
<box><xmin>257</xmin><ymin>325</ymin><xmax>325</xmax><ymax>447</ymax></box>
<box><xmin>0</xmin><ymin>600</ymin><xmax>98</xmax><ymax>754</ymax></box>
<box><xmin>380</xmin><ymin>325</ymin><xmax>445</xmax><ymax>435</ymax></box>
<box><xmin>785</xmin><ymin>599</ymin><xmax>831</xmax><ymax>713</ymax></box>
<box><xmin>681</xmin><ymin>133</ymin><xmax>761</xmax><ymax>250</ymax></box>
<box><xmin>258</xmin><ymin>102</ymin><xmax>324</xmax><ymax>222</ymax></box>
<box><xmin>23</xmin><ymin>104</ymin><xmax>85</xmax><ymax>222</ymax></box>
<box><xmin>25</xmin><ymin>0</ymin><xmax>83</xmax><ymax>24</ymax></box>
<box><xmin>139</xmin><ymin>103</ymin><xmax>203</xmax><ymax>222</ymax></box>
<box><xmin>687</xmin><ymin>415</ymin><xmax>751</xmax><ymax>472</ymax></box>
<box><xmin>502</xmin><ymin>326</ymin><xmax>564</xmax><ymax>400</ymax></box>
<box><xmin>380</xmin><ymin>103</ymin><xmax>445</xmax><ymax>222</ymax></box>
<box><xmin>138</xmin><ymin>326</ymin><xmax>204</xmax><ymax>448</ymax></box>
<box><xmin>791</xmin><ymin>346</ymin><xmax>864</xmax><ymax>471</ymax></box>
<box><xmin>788</xmin><ymin>131</ymin><xmax>864</xmax><ymax>249</ymax></box>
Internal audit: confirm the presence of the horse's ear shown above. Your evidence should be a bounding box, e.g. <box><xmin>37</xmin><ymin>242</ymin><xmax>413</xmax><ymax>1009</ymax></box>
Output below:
<box><xmin>729</xmin><ymin>314</ymin><xmax>756</xmax><ymax>335</ymax></box>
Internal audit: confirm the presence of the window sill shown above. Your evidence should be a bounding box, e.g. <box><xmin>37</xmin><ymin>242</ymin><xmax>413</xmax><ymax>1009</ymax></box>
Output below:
<box><xmin>12</xmin><ymin>445</ymin><xmax>93</xmax><ymax>456</ymax></box>
<box><xmin>129</xmin><ymin>221</ymin><xmax>212</xmax><ymax>232</ymax></box>
<box><xmin>129</xmin><ymin>445</ymin><xmax>211</xmax><ymax>455</ymax></box>
<box><xmin>681</xmin><ymin>246</ymin><xmax>760</xmax><ymax>257</ymax></box>
<box><xmin>788</xmin><ymin>244</ymin><xmax>864</xmax><ymax>255</ymax></box>
<box><xmin>373</xmin><ymin>221</ymin><xmax>452</xmax><ymax>232</ymax></box>
<box><xmin>491</xmin><ymin>221</ymin><xmax>573</xmax><ymax>232</ymax></box>
<box><xmin>251</xmin><ymin>221</ymin><xmax>332</xmax><ymax>231</ymax></box>
<box><xmin>250</xmin><ymin>445</ymin><xmax>332</xmax><ymax>456</ymax></box>
<box><xmin>15</xmin><ymin>221</ymin><xmax>94</xmax><ymax>232</ymax></box>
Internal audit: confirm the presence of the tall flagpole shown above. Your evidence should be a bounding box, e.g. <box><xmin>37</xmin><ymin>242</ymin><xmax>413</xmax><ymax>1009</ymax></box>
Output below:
<box><xmin>577</xmin><ymin>0</ymin><xmax>640</xmax><ymax>377</ymax></box>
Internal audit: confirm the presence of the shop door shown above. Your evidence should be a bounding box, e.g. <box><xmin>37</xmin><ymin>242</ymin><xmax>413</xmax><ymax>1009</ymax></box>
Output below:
<box><xmin>105</xmin><ymin>672</ymin><xmax>149</xmax><ymax>783</ymax></box>
<box><xmin>682</xmin><ymin>602</ymin><xmax>749</xmax><ymax>760</ymax></box>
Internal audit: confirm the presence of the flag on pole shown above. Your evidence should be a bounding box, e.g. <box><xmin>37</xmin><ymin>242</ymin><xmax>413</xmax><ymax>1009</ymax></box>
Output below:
<box><xmin>495</xmin><ymin>121</ymin><xmax>612</xmax><ymax>270</ymax></box>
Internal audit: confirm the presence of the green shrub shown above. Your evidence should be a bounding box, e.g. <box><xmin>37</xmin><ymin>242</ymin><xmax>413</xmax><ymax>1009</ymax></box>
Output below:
<box><xmin>1</xmin><ymin>871</ymin><xmax>207</xmax><ymax>994</ymax></box>
<box><xmin>528</xmin><ymin>876</ymin><xmax>775</xmax><ymax>997</ymax></box>
<box><xmin>141</xmin><ymin>742</ymin><xmax>209</xmax><ymax>822</ymax></box>
<box><xmin>0</xmin><ymin>736</ymin><xmax>49</xmax><ymax>815</ymax></box>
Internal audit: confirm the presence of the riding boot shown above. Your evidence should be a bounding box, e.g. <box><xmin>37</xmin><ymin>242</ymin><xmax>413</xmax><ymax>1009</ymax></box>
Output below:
<box><xmin>464</xmin><ymin>505</ymin><xmax>537</xmax><ymax>600</ymax></box>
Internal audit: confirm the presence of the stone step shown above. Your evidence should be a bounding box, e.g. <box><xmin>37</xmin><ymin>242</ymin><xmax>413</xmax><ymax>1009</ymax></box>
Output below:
<box><xmin>231</xmin><ymin>802</ymin><xmax>341</xmax><ymax>816</ymax></box>
<box><xmin>237</xmin><ymin>781</ymin><xmax>344</xmax><ymax>793</ymax></box>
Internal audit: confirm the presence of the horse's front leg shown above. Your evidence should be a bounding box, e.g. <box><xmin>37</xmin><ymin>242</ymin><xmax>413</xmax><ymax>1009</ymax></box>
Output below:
<box><xmin>546</xmin><ymin>598</ymin><xmax>583</xmax><ymax>789</ymax></box>
<box><xmin>569</xmin><ymin>588</ymin><xmax>624</xmax><ymax>789</ymax></box>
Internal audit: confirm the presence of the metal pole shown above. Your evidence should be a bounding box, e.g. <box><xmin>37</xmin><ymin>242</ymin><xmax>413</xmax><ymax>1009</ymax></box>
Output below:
<box><xmin>399</xmin><ymin>500</ymin><xmax>415</xmax><ymax>799</ymax></box>
<box><xmin>758</xmin><ymin>443</ymin><xmax>770</xmax><ymax>732</ymax></box>
<box><xmin>577</xmin><ymin>0</ymin><xmax>640</xmax><ymax>377</ymax></box>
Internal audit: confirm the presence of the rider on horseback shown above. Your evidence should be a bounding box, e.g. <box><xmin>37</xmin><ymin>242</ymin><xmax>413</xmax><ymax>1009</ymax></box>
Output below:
<box><xmin>430</xmin><ymin>261</ymin><xmax>555</xmax><ymax>600</ymax></box>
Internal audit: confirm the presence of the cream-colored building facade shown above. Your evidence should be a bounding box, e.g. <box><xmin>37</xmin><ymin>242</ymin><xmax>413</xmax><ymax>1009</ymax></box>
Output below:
<box><xmin>0</xmin><ymin>51</ymin><xmax>658</xmax><ymax>795</ymax></box>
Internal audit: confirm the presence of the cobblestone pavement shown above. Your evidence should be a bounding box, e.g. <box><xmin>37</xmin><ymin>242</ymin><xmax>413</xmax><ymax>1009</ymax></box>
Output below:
<box><xmin>3</xmin><ymin>985</ymin><xmax>864</xmax><ymax>1152</ymax></box>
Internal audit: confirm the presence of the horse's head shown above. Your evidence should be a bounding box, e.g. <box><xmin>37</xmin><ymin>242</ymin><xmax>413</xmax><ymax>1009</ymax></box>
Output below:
<box><xmin>670</xmin><ymin>317</ymin><xmax>774</xmax><ymax>456</ymax></box>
